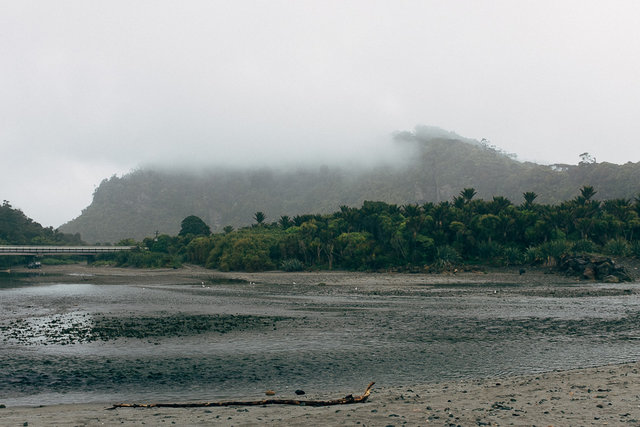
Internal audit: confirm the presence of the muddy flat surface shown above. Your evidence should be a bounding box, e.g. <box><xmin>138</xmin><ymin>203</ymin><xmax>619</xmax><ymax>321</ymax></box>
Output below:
<box><xmin>1</xmin><ymin>264</ymin><xmax>640</xmax><ymax>407</ymax></box>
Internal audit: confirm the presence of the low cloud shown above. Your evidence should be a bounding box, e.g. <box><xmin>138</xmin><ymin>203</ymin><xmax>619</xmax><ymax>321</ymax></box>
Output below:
<box><xmin>2</xmin><ymin>1</ymin><xmax>640</xmax><ymax>227</ymax></box>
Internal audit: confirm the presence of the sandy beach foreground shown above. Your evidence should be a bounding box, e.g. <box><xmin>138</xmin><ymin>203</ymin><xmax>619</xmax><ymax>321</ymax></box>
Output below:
<box><xmin>2</xmin><ymin>361</ymin><xmax>639</xmax><ymax>426</ymax></box>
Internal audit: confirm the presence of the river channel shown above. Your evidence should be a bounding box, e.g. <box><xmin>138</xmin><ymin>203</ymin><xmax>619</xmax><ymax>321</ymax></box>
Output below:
<box><xmin>1</xmin><ymin>273</ymin><xmax>639</xmax><ymax>406</ymax></box>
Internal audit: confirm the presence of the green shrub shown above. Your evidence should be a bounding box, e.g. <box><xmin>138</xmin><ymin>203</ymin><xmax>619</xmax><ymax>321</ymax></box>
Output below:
<box><xmin>603</xmin><ymin>238</ymin><xmax>631</xmax><ymax>257</ymax></box>
<box><xmin>527</xmin><ymin>240</ymin><xmax>572</xmax><ymax>265</ymax></box>
<box><xmin>112</xmin><ymin>251</ymin><xmax>181</xmax><ymax>268</ymax></box>
<box><xmin>280</xmin><ymin>258</ymin><xmax>304</xmax><ymax>272</ymax></box>
<box><xmin>437</xmin><ymin>245</ymin><xmax>460</xmax><ymax>263</ymax></box>
<box><xmin>432</xmin><ymin>245</ymin><xmax>460</xmax><ymax>271</ymax></box>
<box><xmin>501</xmin><ymin>246</ymin><xmax>524</xmax><ymax>266</ymax></box>
<box><xmin>476</xmin><ymin>240</ymin><xmax>501</xmax><ymax>260</ymax></box>
<box><xmin>572</xmin><ymin>239</ymin><xmax>597</xmax><ymax>254</ymax></box>
<box><xmin>218</xmin><ymin>236</ymin><xmax>275</xmax><ymax>272</ymax></box>
<box><xmin>524</xmin><ymin>246</ymin><xmax>541</xmax><ymax>264</ymax></box>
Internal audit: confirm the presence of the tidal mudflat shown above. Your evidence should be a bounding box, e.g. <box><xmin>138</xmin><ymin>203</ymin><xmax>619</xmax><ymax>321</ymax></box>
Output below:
<box><xmin>1</xmin><ymin>264</ymin><xmax>640</xmax><ymax>414</ymax></box>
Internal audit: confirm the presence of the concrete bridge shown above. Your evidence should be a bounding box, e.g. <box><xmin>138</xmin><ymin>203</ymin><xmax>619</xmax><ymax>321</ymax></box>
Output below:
<box><xmin>0</xmin><ymin>245</ymin><xmax>137</xmax><ymax>256</ymax></box>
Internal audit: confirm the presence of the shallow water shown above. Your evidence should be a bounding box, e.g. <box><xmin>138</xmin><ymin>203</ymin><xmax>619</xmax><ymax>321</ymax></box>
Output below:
<box><xmin>1</xmin><ymin>277</ymin><xmax>639</xmax><ymax>406</ymax></box>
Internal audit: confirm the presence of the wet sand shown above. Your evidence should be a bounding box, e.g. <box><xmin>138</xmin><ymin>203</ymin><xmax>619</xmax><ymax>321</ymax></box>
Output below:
<box><xmin>16</xmin><ymin>257</ymin><xmax>640</xmax><ymax>287</ymax></box>
<box><xmin>8</xmin><ymin>262</ymin><xmax>592</xmax><ymax>288</ymax></box>
<box><xmin>2</xmin><ymin>263</ymin><xmax>640</xmax><ymax>425</ymax></box>
<box><xmin>2</xmin><ymin>361</ymin><xmax>639</xmax><ymax>426</ymax></box>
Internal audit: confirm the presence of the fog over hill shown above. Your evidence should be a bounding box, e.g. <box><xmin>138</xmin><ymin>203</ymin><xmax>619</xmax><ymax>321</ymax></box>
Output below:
<box><xmin>59</xmin><ymin>127</ymin><xmax>640</xmax><ymax>244</ymax></box>
<box><xmin>5</xmin><ymin>2</ymin><xmax>640</xmax><ymax>229</ymax></box>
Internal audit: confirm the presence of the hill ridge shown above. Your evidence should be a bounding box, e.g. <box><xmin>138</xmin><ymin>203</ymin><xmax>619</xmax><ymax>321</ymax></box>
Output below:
<box><xmin>59</xmin><ymin>129</ymin><xmax>640</xmax><ymax>243</ymax></box>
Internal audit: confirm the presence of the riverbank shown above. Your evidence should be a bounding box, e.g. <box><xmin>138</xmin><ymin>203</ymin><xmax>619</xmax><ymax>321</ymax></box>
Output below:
<box><xmin>6</xmin><ymin>262</ymin><xmax>592</xmax><ymax>287</ymax></box>
<box><xmin>2</xmin><ymin>360</ymin><xmax>639</xmax><ymax>426</ymax></box>
<box><xmin>13</xmin><ymin>257</ymin><xmax>640</xmax><ymax>285</ymax></box>
<box><xmin>12</xmin><ymin>261</ymin><xmax>640</xmax><ymax>299</ymax></box>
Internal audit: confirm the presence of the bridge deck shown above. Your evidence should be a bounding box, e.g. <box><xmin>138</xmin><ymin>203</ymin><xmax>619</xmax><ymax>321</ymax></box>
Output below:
<box><xmin>0</xmin><ymin>246</ymin><xmax>136</xmax><ymax>256</ymax></box>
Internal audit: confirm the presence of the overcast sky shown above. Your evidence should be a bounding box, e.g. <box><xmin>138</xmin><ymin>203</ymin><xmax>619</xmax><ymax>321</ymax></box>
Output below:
<box><xmin>2</xmin><ymin>1</ymin><xmax>640</xmax><ymax>228</ymax></box>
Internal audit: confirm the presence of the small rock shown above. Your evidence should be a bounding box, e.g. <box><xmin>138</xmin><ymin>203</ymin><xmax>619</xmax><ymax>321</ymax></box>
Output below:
<box><xmin>491</xmin><ymin>402</ymin><xmax>512</xmax><ymax>411</ymax></box>
<box><xmin>265</xmin><ymin>390</ymin><xmax>276</xmax><ymax>396</ymax></box>
<box><xmin>295</xmin><ymin>390</ymin><xmax>305</xmax><ymax>395</ymax></box>
<box><xmin>583</xmin><ymin>266</ymin><xmax>596</xmax><ymax>280</ymax></box>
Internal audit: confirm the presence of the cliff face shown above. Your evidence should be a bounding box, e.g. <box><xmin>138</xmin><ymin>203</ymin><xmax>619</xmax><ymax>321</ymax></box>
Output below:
<box><xmin>59</xmin><ymin>131</ymin><xmax>640</xmax><ymax>243</ymax></box>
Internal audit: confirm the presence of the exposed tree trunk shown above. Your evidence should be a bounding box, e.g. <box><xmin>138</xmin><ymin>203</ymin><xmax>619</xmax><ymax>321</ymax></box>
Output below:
<box><xmin>325</xmin><ymin>243</ymin><xmax>334</xmax><ymax>270</ymax></box>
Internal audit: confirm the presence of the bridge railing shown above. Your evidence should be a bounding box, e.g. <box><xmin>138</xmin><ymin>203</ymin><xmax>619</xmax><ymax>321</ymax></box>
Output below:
<box><xmin>0</xmin><ymin>246</ymin><xmax>137</xmax><ymax>255</ymax></box>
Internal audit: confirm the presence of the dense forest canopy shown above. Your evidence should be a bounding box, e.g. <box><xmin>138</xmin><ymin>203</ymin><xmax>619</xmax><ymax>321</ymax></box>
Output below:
<box><xmin>60</xmin><ymin>127</ymin><xmax>640</xmax><ymax>243</ymax></box>
<box><xmin>4</xmin><ymin>187</ymin><xmax>640</xmax><ymax>278</ymax></box>
<box><xmin>100</xmin><ymin>187</ymin><xmax>640</xmax><ymax>279</ymax></box>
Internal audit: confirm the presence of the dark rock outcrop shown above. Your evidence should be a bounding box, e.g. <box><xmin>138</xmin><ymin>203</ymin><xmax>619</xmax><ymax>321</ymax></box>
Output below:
<box><xmin>559</xmin><ymin>255</ymin><xmax>632</xmax><ymax>282</ymax></box>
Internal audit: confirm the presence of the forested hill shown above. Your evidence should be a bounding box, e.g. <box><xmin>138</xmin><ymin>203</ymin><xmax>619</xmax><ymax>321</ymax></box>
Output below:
<box><xmin>0</xmin><ymin>201</ymin><xmax>83</xmax><ymax>245</ymax></box>
<box><xmin>60</xmin><ymin>128</ymin><xmax>640</xmax><ymax>243</ymax></box>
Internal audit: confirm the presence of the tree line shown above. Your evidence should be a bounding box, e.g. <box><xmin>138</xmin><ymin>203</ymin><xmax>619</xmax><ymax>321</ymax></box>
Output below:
<box><xmin>0</xmin><ymin>200</ymin><xmax>84</xmax><ymax>268</ymax></box>
<box><xmin>102</xmin><ymin>186</ymin><xmax>640</xmax><ymax>272</ymax></box>
<box><xmin>0</xmin><ymin>200</ymin><xmax>83</xmax><ymax>246</ymax></box>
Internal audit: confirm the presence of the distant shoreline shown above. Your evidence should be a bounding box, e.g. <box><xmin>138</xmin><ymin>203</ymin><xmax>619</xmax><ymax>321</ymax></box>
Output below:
<box><xmin>7</xmin><ymin>262</ymin><xmax>584</xmax><ymax>285</ymax></box>
<box><xmin>11</xmin><ymin>260</ymin><xmax>640</xmax><ymax>288</ymax></box>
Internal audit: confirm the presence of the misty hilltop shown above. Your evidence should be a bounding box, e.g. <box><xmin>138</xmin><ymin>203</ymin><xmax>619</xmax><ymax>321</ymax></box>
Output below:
<box><xmin>60</xmin><ymin>126</ymin><xmax>640</xmax><ymax>244</ymax></box>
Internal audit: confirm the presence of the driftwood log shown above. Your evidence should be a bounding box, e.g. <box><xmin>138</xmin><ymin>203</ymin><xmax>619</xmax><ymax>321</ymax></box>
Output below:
<box><xmin>107</xmin><ymin>382</ymin><xmax>374</xmax><ymax>410</ymax></box>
